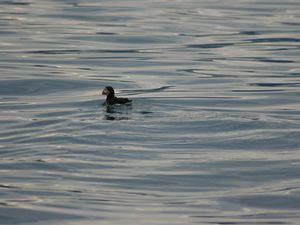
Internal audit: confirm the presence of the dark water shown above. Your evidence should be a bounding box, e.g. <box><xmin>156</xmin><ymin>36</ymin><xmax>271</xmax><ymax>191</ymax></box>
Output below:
<box><xmin>1</xmin><ymin>0</ymin><xmax>300</xmax><ymax>224</ymax></box>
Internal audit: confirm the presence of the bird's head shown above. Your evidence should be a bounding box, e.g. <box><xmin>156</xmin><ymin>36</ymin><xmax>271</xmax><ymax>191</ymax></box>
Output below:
<box><xmin>102</xmin><ymin>86</ymin><xmax>115</xmax><ymax>96</ymax></box>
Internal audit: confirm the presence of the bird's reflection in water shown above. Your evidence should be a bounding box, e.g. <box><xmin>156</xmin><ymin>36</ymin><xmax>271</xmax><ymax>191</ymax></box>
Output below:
<box><xmin>104</xmin><ymin>104</ymin><xmax>132</xmax><ymax>121</ymax></box>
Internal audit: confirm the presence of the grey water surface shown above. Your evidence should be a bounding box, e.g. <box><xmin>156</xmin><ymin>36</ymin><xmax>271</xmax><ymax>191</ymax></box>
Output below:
<box><xmin>1</xmin><ymin>0</ymin><xmax>300</xmax><ymax>224</ymax></box>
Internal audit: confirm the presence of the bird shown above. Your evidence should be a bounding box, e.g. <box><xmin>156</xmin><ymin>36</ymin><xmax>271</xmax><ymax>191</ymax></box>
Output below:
<box><xmin>102</xmin><ymin>86</ymin><xmax>132</xmax><ymax>105</ymax></box>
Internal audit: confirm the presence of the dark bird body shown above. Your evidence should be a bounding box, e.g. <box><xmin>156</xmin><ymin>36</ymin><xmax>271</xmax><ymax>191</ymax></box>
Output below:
<box><xmin>102</xmin><ymin>86</ymin><xmax>132</xmax><ymax>105</ymax></box>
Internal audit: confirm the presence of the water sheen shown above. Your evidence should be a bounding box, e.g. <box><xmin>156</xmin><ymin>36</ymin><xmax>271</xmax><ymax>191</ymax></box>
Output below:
<box><xmin>1</xmin><ymin>0</ymin><xmax>300</xmax><ymax>224</ymax></box>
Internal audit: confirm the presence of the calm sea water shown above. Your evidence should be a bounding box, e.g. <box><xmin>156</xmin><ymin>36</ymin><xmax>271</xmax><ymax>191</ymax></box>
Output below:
<box><xmin>1</xmin><ymin>0</ymin><xmax>300</xmax><ymax>224</ymax></box>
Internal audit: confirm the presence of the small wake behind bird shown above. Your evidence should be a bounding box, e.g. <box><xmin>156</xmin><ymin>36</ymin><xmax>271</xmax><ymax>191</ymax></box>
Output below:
<box><xmin>100</xmin><ymin>85</ymin><xmax>171</xmax><ymax>105</ymax></box>
<box><xmin>121</xmin><ymin>85</ymin><xmax>172</xmax><ymax>96</ymax></box>
<box><xmin>100</xmin><ymin>86</ymin><xmax>161</xmax><ymax>121</ymax></box>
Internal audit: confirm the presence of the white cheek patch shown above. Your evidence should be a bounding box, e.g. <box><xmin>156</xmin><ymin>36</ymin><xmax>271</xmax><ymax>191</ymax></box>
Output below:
<box><xmin>102</xmin><ymin>88</ymin><xmax>109</xmax><ymax>95</ymax></box>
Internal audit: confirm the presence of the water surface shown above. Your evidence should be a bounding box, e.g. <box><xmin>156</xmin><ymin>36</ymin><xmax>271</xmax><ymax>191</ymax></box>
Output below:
<box><xmin>1</xmin><ymin>0</ymin><xmax>300</xmax><ymax>224</ymax></box>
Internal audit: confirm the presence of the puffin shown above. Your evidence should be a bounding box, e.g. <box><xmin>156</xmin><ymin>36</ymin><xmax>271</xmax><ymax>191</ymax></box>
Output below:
<box><xmin>102</xmin><ymin>86</ymin><xmax>132</xmax><ymax>105</ymax></box>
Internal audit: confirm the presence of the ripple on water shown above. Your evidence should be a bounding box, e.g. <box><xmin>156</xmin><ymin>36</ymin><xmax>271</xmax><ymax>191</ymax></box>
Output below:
<box><xmin>0</xmin><ymin>79</ymin><xmax>101</xmax><ymax>96</ymax></box>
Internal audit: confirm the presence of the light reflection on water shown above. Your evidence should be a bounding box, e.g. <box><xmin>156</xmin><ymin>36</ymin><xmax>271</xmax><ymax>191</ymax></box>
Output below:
<box><xmin>0</xmin><ymin>0</ymin><xmax>300</xmax><ymax>224</ymax></box>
